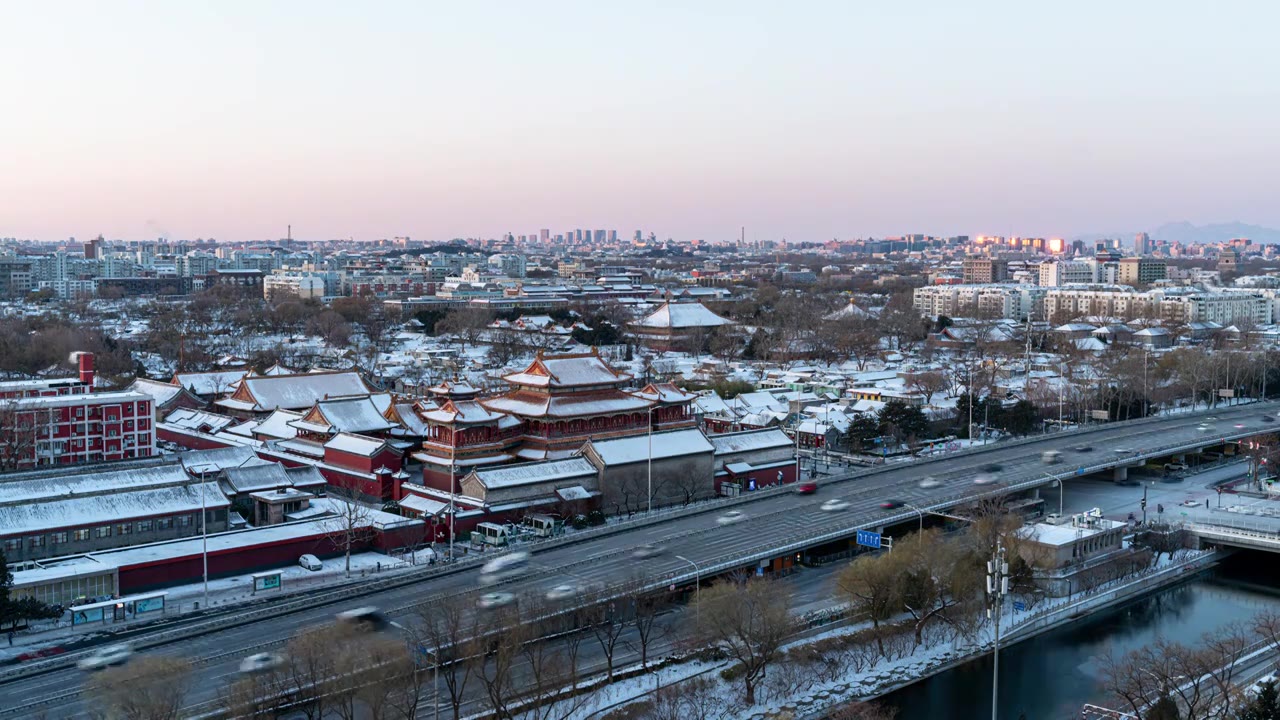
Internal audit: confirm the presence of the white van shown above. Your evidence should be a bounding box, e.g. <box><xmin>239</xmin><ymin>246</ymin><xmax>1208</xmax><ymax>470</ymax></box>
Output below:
<box><xmin>1042</xmin><ymin>450</ymin><xmax>1062</xmax><ymax>464</ymax></box>
<box><xmin>299</xmin><ymin>554</ymin><xmax>323</xmax><ymax>571</ymax></box>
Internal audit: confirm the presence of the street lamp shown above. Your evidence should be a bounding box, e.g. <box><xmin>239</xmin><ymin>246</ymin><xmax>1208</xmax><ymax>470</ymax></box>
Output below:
<box><xmin>902</xmin><ymin>502</ymin><xmax>927</xmax><ymax>532</ymax></box>
<box><xmin>1045</xmin><ymin>472</ymin><xmax>1065</xmax><ymax>517</ymax></box>
<box><xmin>647</xmin><ymin>405</ymin><xmax>654</xmax><ymax>514</ymax></box>
<box><xmin>674</xmin><ymin>554</ymin><xmax>701</xmax><ymax>624</ymax></box>
<box><xmin>987</xmin><ymin>542</ymin><xmax>1009</xmax><ymax>720</ymax></box>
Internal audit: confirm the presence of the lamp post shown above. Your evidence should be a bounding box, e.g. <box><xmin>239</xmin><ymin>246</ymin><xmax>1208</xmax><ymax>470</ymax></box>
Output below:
<box><xmin>987</xmin><ymin>542</ymin><xmax>1009</xmax><ymax>720</ymax></box>
<box><xmin>647</xmin><ymin>405</ymin><xmax>654</xmax><ymax>514</ymax></box>
<box><xmin>1046</xmin><ymin>473</ymin><xmax>1064</xmax><ymax>517</ymax></box>
<box><xmin>902</xmin><ymin>502</ymin><xmax>926</xmax><ymax>532</ymax></box>
<box><xmin>674</xmin><ymin>554</ymin><xmax>701</xmax><ymax>625</ymax></box>
<box><xmin>449</xmin><ymin>439</ymin><xmax>456</xmax><ymax>562</ymax></box>
<box><xmin>200</xmin><ymin>480</ymin><xmax>209</xmax><ymax>609</ymax></box>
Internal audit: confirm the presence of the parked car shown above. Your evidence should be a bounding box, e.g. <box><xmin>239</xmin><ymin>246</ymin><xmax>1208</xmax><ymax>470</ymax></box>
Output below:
<box><xmin>239</xmin><ymin>652</ymin><xmax>285</xmax><ymax>675</ymax></box>
<box><xmin>77</xmin><ymin>644</ymin><xmax>132</xmax><ymax>671</ymax></box>
<box><xmin>299</xmin><ymin>554</ymin><xmax>322</xmax><ymax>571</ymax></box>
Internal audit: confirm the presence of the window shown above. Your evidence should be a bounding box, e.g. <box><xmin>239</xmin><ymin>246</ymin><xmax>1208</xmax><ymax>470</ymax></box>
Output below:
<box><xmin>50</xmin><ymin>531</ymin><xmax>68</xmax><ymax>544</ymax></box>
<box><xmin>29</xmin><ymin>535</ymin><xmax>44</xmax><ymax>549</ymax></box>
<box><xmin>95</xmin><ymin>525</ymin><xmax>112</xmax><ymax>539</ymax></box>
<box><xmin>136</xmin><ymin>520</ymin><xmax>153</xmax><ymax>532</ymax></box>
<box><xmin>178</xmin><ymin>515</ymin><xmax>192</xmax><ymax>527</ymax></box>
<box><xmin>157</xmin><ymin>517</ymin><xmax>173</xmax><ymax>530</ymax></box>
<box><xmin>3</xmin><ymin>539</ymin><xmax>19</xmax><ymax>552</ymax></box>
<box><xmin>116</xmin><ymin>523</ymin><xmax>131</xmax><ymax>536</ymax></box>
<box><xmin>73</xmin><ymin>528</ymin><xmax>90</xmax><ymax>542</ymax></box>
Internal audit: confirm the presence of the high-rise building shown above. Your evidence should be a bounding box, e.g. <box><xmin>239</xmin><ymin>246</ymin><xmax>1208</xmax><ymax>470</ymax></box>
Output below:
<box><xmin>961</xmin><ymin>256</ymin><xmax>1009</xmax><ymax>284</ymax></box>
<box><xmin>1116</xmin><ymin>257</ymin><xmax>1167</xmax><ymax>286</ymax></box>
<box><xmin>1134</xmin><ymin>232</ymin><xmax>1152</xmax><ymax>256</ymax></box>
<box><xmin>607</xmin><ymin>230</ymin><xmax>617</xmax><ymax>243</ymax></box>
<box><xmin>539</xmin><ymin>229</ymin><xmax>550</xmax><ymax>243</ymax></box>
<box><xmin>594</xmin><ymin>229</ymin><xmax>606</xmax><ymax>243</ymax></box>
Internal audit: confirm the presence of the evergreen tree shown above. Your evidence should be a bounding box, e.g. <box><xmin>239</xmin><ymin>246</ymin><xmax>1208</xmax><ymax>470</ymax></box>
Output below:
<box><xmin>1237</xmin><ymin>681</ymin><xmax>1280</xmax><ymax>720</ymax></box>
<box><xmin>1146</xmin><ymin>694</ymin><xmax>1181</xmax><ymax>720</ymax></box>
<box><xmin>0</xmin><ymin>551</ymin><xmax>62</xmax><ymax>630</ymax></box>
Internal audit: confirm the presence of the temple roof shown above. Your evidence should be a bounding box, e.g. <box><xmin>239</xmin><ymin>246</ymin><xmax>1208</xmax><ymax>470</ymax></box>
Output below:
<box><xmin>501</xmin><ymin>351</ymin><xmax>630</xmax><ymax>389</ymax></box>
<box><xmin>482</xmin><ymin>390</ymin><xmax>652</xmax><ymax>419</ymax></box>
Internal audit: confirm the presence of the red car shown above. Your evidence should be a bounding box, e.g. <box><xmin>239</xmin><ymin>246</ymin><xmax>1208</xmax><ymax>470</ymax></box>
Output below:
<box><xmin>795</xmin><ymin>483</ymin><xmax>818</xmax><ymax>495</ymax></box>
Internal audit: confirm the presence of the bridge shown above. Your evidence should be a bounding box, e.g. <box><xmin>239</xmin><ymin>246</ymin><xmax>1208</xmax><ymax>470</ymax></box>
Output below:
<box><xmin>4</xmin><ymin>400</ymin><xmax>1280</xmax><ymax>717</ymax></box>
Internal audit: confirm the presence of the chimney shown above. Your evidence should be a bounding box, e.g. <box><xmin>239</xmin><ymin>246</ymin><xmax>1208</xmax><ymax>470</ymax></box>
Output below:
<box><xmin>71</xmin><ymin>352</ymin><xmax>95</xmax><ymax>388</ymax></box>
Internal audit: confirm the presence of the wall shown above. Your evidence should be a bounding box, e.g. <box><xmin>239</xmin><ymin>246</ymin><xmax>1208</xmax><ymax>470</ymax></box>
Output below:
<box><xmin>596</xmin><ymin>452</ymin><xmax>716</xmax><ymax>514</ymax></box>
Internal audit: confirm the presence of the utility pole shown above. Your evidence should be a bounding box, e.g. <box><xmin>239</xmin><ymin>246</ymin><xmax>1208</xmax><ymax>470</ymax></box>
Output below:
<box><xmin>1141</xmin><ymin>483</ymin><xmax>1148</xmax><ymax>525</ymax></box>
<box><xmin>647</xmin><ymin>406</ymin><xmax>654</xmax><ymax>514</ymax></box>
<box><xmin>987</xmin><ymin>542</ymin><xmax>1009</xmax><ymax>720</ymax></box>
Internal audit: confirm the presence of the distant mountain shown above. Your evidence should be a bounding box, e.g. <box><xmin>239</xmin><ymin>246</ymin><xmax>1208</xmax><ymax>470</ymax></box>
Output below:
<box><xmin>1070</xmin><ymin>221</ymin><xmax>1280</xmax><ymax>246</ymax></box>
<box><xmin>1150</xmin><ymin>221</ymin><xmax>1280</xmax><ymax>245</ymax></box>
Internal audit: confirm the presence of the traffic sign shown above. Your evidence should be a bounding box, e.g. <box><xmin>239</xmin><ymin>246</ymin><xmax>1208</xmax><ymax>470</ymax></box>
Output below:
<box><xmin>856</xmin><ymin>530</ymin><xmax>882</xmax><ymax>549</ymax></box>
<box><xmin>1012</xmin><ymin>600</ymin><xmax>1026</xmax><ymax>612</ymax></box>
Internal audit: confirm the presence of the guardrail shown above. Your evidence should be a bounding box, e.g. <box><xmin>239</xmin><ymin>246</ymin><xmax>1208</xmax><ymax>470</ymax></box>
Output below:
<box><xmin>7</xmin><ymin>401</ymin><xmax>1273</xmax><ymax>686</ymax></box>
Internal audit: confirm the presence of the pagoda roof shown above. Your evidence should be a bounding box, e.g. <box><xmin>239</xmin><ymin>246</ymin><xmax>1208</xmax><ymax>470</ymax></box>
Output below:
<box><xmin>422</xmin><ymin>399</ymin><xmax>508</xmax><ymax>425</ymax></box>
<box><xmin>502</xmin><ymin>351</ymin><xmax>630</xmax><ymax>388</ymax></box>
<box><xmin>482</xmin><ymin>389</ymin><xmax>652</xmax><ymax>419</ymax></box>
<box><xmin>633</xmin><ymin>302</ymin><xmax>732</xmax><ymax>330</ymax></box>
<box><xmin>632</xmin><ymin>382</ymin><xmax>697</xmax><ymax>405</ymax></box>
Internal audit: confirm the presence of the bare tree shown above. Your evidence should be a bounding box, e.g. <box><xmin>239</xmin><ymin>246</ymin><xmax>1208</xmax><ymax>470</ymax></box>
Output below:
<box><xmin>0</xmin><ymin>401</ymin><xmax>50</xmax><ymax>471</ymax></box>
<box><xmin>894</xmin><ymin>530</ymin><xmax>982</xmax><ymax>646</ymax></box>
<box><xmin>695</xmin><ymin>578</ymin><xmax>793</xmax><ymax>705</ymax></box>
<box><xmin>414</xmin><ymin>600</ymin><xmax>482</xmax><ymax>720</ymax></box>
<box><xmin>85</xmin><ymin>656</ymin><xmax>193</xmax><ymax>720</ymax></box>
<box><xmin>836</xmin><ymin>551</ymin><xmax>901</xmax><ymax>656</ymax></box>
<box><xmin>630</xmin><ymin>588</ymin><xmax>670</xmax><ymax>669</ymax></box>
<box><xmin>587</xmin><ymin>599</ymin><xmax>628</xmax><ymax>682</ymax></box>
<box><xmin>322</xmin><ymin>496</ymin><xmax>375</xmax><ymax>578</ymax></box>
<box><xmin>905</xmin><ymin>371</ymin><xmax>949</xmax><ymax>405</ymax></box>
<box><xmin>476</xmin><ymin>607</ymin><xmax>525</xmax><ymax>720</ymax></box>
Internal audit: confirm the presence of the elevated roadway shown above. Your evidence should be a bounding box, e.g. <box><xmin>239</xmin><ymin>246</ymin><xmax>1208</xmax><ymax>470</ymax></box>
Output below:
<box><xmin>5</xmin><ymin>400</ymin><xmax>1280</xmax><ymax>717</ymax></box>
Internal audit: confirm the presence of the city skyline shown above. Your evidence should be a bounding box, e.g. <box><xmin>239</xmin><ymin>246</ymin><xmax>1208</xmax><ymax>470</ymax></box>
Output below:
<box><xmin>2</xmin><ymin>1</ymin><xmax>1278</xmax><ymax>242</ymax></box>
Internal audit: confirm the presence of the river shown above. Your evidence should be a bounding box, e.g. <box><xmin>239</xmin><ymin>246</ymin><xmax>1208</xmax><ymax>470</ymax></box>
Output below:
<box><xmin>881</xmin><ymin>551</ymin><xmax>1280</xmax><ymax>720</ymax></box>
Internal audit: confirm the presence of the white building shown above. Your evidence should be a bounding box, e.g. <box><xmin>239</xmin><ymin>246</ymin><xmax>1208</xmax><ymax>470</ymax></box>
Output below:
<box><xmin>911</xmin><ymin>284</ymin><xmax>1045</xmax><ymax>321</ymax></box>
<box><xmin>263</xmin><ymin>274</ymin><xmax>325</xmax><ymax>300</ymax></box>
<box><xmin>1038</xmin><ymin>260</ymin><xmax>1097</xmax><ymax>287</ymax></box>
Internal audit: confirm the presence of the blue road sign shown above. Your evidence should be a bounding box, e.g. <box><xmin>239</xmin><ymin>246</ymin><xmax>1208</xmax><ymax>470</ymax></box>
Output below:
<box><xmin>1012</xmin><ymin>600</ymin><xmax>1026</xmax><ymax>612</ymax></box>
<box><xmin>856</xmin><ymin>530</ymin><xmax>882</xmax><ymax>549</ymax></box>
<box><xmin>1077</xmin><ymin>466</ymin><xmax>1087</xmax><ymax>476</ymax></box>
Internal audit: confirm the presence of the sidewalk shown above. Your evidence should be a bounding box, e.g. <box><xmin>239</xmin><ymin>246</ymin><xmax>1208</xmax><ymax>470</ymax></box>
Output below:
<box><xmin>0</xmin><ymin>548</ymin><xmax>435</xmax><ymax>663</ymax></box>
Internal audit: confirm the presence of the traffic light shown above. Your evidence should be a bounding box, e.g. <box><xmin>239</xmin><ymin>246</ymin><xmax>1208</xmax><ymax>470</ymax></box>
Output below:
<box><xmin>1141</xmin><ymin>497</ymin><xmax>1147</xmax><ymax>510</ymax></box>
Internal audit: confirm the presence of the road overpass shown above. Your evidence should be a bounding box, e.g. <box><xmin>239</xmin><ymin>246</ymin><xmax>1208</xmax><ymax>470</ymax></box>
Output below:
<box><xmin>4</xmin><ymin>400</ymin><xmax>1280</xmax><ymax>718</ymax></box>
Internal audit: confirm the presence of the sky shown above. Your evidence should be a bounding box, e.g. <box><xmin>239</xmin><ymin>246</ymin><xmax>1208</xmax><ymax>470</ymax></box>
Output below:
<box><xmin>2</xmin><ymin>0</ymin><xmax>1278</xmax><ymax>243</ymax></box>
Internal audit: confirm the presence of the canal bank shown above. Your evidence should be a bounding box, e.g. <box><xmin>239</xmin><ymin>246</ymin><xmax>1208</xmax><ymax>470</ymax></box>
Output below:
<box><xmin>881</xmin><ymin>550</ymin><xmax>1280</xmax><ymax>719</ymax></box>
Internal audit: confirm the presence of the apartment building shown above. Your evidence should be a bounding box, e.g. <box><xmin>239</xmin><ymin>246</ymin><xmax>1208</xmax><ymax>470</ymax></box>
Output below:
<box><xmin>912</xmin><ymin>284</ymin><xmax>1045</xmax><ymax>320</ymax></box>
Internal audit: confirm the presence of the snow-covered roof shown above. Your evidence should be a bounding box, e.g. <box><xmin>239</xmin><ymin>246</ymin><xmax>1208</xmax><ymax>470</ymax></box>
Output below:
<box><xmin>632</xmin><ymin>382</ymin><xmax>697</xmax><ymax>404</ymax></box>
<box><xmin>324</xmin><ymin>432</ymin><xmax>389</xmax><ymax>457</ymax></box>
<box><xmin>293</xmin><ymin>396</ymin><xmax>396</xmax><ymax>434</ymax></box>
<box><xmin>470</xmin><ymin>457</ymin><xmax>597</xmax><ymax>490</ymax></box>
<box><xmin>633</xmin><ymin>302</ymin><xmax>732</xmax><ymax>329</ymax></box>
<box><xmin>422</xmin><ymin>399</ymin><xmax>507</xmax><ymax>425</ymax></box>
<box><xmin>709</xmin><ymin>428</ymin><xmax>793</xmax><ymax>455</ymax></box>
<box><xmin>0</xmin><ymin>480</ymin><xmax>228</xmax><ymax>536</ymax></box>
<box><xmin>163</xmin><ymin>408</ymin><xmax>238</xmax><ymax>434</ymax></box>
<box><xmin>694</xmin><ymin>391</ymin><xmax>732</xmax><ymax>416</ymax></box>
<box><xmin>173</xmin><ymin>369</ymin><xmax>247</xmax><ymax>396</ymax></box>
<box><xmin>223</xmin><ymin>463</ymin><xmax>293</xmax><ymax>494</ymax></box>
<box><xmin>222</xmin><ymin>371</ymin><xmax>370</xmax><ymax>412</ymax></box>
<box><xmin>399</xmin><ymin>493</ymin><xmax>448</xmax><ymax>516</ymax></box>
<box><xmin>127</xmin><ymin>378</ymin><xmax>187</xmax><ymax>408</ymax></box>
<box><xmin>582</xmin><ymin>428</ymin><xmax>714</xmax><ymax>466</ymax></box>
<box><xmin>482</xmin><ymin>391</ymin><xmax>652</xmax><ymax>419</ymax></box>
<box><xmin>502</xmin><ymin>352</ymin><xmax>630</xmax><ymax>388</ymax></box>
<box><xmin>179</xmin><ymin>445</ymin><xmax>271</xmax><ymax>473</ymax></box>
<box><xmin>250</xmin><ymin>409</ymin><xmax>303</xmax><ymax>440</ymax></box>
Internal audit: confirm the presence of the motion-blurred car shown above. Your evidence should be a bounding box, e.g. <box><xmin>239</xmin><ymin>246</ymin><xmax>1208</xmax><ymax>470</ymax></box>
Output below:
<box><xmin>239</xmin><ymin>652</ymin><xmax>285</xmax><ymax>675</ymax></box>
<box><xmin>632</xmin><ymin>544</ymin><xmax>663</xmax><ymax>559</ymax></box>
<box><xmin>478</xmin><ymin>592</ymin><xmax>516</xmax><ymax>610</ymax></box>
<box><xmin>716</xmin><ymin>510</ymin><xmax>746</xmax><ymax>526</ymax></box>
<box><xmin>77</xmin><ymin>644</ymin><xmax>131</xmax><ymax>671</ymax></box>
<box><xmin>545</xmin><ymin>584</ymin><xmax>579</xmax><ymax>601</ymax></box>
<box><xmin>880</xmin><ymin>500</ymin><xmax>905</xmax><ymax>510</ymax></box>
<box><xmin>918</xmin><ymin>477</ymin><xmax>941</xmax><ymax>489</ymax></box>
<box><xmin>794</xmin><ymin>482</ymin><xmax>819</xmax><ymax>495</ymax></box>
<box><xmin>335</xmin><ymin>607</ymin><xmax>389</xmax><ymax>631</ymax></box>
<box><xmin>973</xmin><ymin>475</ymin><xmax>998</xmax><ymax>485</ymax></box>
<box><xmin>820</xmin><ymin>499</ymin><xmax>851</xmax><ymax>512</ymax></box>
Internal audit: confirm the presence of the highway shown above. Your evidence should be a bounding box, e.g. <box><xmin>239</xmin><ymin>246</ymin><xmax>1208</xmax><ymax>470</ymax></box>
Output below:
<box><xmin>4</xmin><ymin>400</ymin><xmax>1279</xmax><ymax>718</ymax></box>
